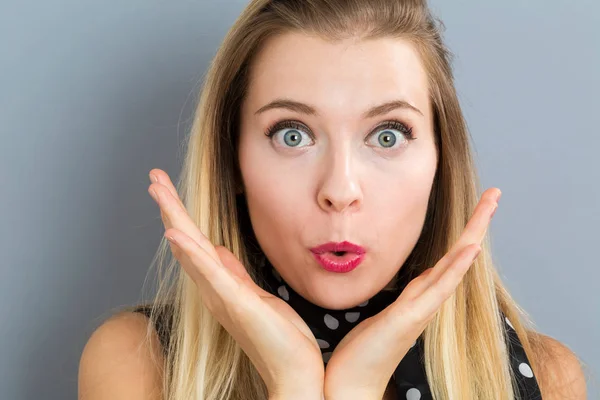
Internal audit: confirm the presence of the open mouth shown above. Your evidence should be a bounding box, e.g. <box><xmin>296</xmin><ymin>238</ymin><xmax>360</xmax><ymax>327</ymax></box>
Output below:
<box><xmin>309</xmin><ymin>241</ymin><xmax>366</xmax><ymax>273</ymax></box>
<box><xmin>325</xmin><ymin>251</ymin><xmax>355</xmax><ymax>261</ymax></box>
<box><xmin>312</xmin><ymin>251</ymin><xmax>365</xmax><ymax>273</ymax></box>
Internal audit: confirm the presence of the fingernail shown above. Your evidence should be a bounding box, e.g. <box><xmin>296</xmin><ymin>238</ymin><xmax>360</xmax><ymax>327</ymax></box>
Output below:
<box><xmin>495</xmin><ymin>190</ymin><xmax>502</xmax><ymax>202</ymax></box>
<box><xmin>165</xmin><ymin>235</ymin><xmax>176</xmax><ymax>244</ymax></box>
<box><xmin>149</xmin><ymin>173</ymin><xmax>158</xmax><ymax>183</ymax></box>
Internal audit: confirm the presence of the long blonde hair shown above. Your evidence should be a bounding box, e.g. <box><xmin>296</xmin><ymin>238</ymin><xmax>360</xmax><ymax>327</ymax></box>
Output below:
<box><xmin>122</xmin><ymin>0</ymin><xmax>589</xmax><ymax>398</ymax></box>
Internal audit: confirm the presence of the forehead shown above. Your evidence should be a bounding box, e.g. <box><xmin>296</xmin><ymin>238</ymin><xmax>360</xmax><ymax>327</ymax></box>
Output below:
<box><xmin>245</xmin><ymin>32</ymin><xmax>431</xmax><ymax>119</ymax></box>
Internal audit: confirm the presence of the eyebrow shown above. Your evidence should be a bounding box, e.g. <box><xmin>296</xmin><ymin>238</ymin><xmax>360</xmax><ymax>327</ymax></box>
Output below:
<box><xmin>254</xmin><ymin>98</ymin><xmax>424</xmax><ymax>118</ymax></box>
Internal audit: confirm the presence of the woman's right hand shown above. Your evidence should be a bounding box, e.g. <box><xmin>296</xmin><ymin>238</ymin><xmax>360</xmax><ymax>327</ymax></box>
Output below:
<box><xmin>147</xmin><ymin>168</ymin><xmax>324</xmax><ymax>400</ymax></box>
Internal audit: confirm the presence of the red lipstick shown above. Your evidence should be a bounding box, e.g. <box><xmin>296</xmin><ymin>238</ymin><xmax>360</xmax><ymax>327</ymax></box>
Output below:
<box><xmin>309</xmin><ymin>241</ymin><xmax>366</xmax><ymax>273</ymax></box>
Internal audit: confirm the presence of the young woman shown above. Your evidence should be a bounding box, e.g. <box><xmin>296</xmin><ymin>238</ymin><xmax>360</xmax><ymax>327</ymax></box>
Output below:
<box><xmin>78</xmin><ymin>0</ymin><xmax>588</xmax><ymax>399</ymax></box>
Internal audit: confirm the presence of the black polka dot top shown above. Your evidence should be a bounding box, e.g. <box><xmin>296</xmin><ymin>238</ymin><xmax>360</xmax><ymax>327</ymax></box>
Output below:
<box><xmin>134</xmin><ymin>270</ymin><xmax>543</xmax><ymax>399</ymax></box>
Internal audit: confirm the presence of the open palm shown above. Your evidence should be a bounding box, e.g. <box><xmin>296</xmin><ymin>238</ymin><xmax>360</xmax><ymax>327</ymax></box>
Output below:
<box><xmin>323</xmin><ymin>188</ymin><xmax>501</xmax><ymax>399</ymax></box>
<box><xmin>148</xmin><ymin>168</ymin><xmax>324</xmax><ymax>397</ymax></box>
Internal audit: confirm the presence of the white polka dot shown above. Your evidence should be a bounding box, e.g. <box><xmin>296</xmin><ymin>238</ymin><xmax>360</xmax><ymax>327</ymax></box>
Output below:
<box><xmin>277</xmin><ymin>285</ymin><xmax>289</xmax><ymax>301</ymax></box>
<box><xmin>322</xmin><ymin>352</ymin><xmax>332</xmax><ymax>362</ymax></box>
<box><xmin>324</xmin><ymin>314</ymin><xmax>339</xmax><ymax>329</ymax></box>
<box><xmin>406</xmin><ymin>387</ymin><xmax>421</xmax><ymax>400</ymax></box>
<box><xmin>317</xmin><ymin>339</ymin><xmax>330</xmax><ymax>349</ymax></box>
<box><xmin>518</xmin><ymin>362</ymin><xmax>534</xmax><ymax>378</ymax></box>
<box><xmin>505</xmin><ymin>316</ymin><xmax>514</xmax><ymax>330</ymax></box>
<box><xmin>345</xmin><ymin>312</ymin><xmax>360</xmax><ymax>323</ymax></box>
<box><xmin>358</xmin><ymin>299</ymin><xmax>369</xmax><ymax>307</ymax></box>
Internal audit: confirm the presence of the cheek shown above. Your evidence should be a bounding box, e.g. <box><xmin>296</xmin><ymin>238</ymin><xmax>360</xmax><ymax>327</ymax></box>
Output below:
<box><xmin>239</xmin><ymin>146</ymin><xmax>309</xmax><ymax>243</ymax></box>
<box><xmin>374</xmin><ymin>183</ymin><xmax>430</xmax><ymax>244</ymax></box>
<box><xmin>378</xmin><ymin>171</ymin><xmax>432</xmax><ymax>219</ymax></box>
<box><xmin>243</xmin><ymin>180</ymin><xmax>309</xmax><ymax>268</ymax></box>
<box><xmin>245</xmin><ymin>180</ymin><xmax>303</xmax><ymax>233</ymax></box>
<box><xmin>370</xmin><ymin>157</ymin><xmax>436</xmax><ymax>257</ymax></box>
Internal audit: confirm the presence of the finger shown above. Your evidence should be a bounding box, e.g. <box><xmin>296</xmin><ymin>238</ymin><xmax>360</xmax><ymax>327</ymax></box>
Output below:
<box><xmin>148</xmin><ymin>174</ymin><xmax>184</xmax><ymax>232</ymax></box>
<box><xmin>149</xmin><ymin>168</ymin><xmax>185</xmax><ymax>209</ymax></box>
<box><xmin>214</xmin><ymin>245</ymin><xmax>273</xmax><ymax>297</ymax></box>
<box><xmin>398</xmin><ymin>267</ymin><xmax>434</xmax><ymax>302</ymax></box>
<box><xmin>149</xmin><ymin>181</ymin><xmax>221</xmax><ymax>264</ymax></box>
<box><xmin>166</xmin><ymin>229</ymin><xmax>284</xmax><ymax>340</ymax></box>
<box><xmin>409</xmin><ymin>244</ymin><xmax>481</xmax><ymax>323</ymax></box>
<box><xmin>165</xmin><ymin>228</ymin><xmax>239</xmax><ymax>295</ymax></box>
<box><xmin>149</xmin><ymin>176</ymin><xmax>258</xmax><ymax>291</ymax></box>
<box><xmin>453</xmin><ymin>187</ymin><xmax>500</xmax><ymax>250</ymax></box>
<box><xmin>425</xmin><ymin>188</ymin><xmax>499</xmax><ymax>284</ymax></box>
<box><xmin>148</xmin><ymin>183</ymin><xmax>175</xmax><ymax>233</ymax></box>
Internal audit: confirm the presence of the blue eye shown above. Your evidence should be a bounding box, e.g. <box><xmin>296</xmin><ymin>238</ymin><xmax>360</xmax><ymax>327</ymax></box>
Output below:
<box><xmin>365</xmin><ymin>121</ymin><xmax>415</xmax><ymax>149</ymax></box>
<box><xmin>264</xmin><ymin>119</ymin><xmax>416</xmax><ymax>150</ymax></box>
<box><xmin>264</xmin><ymin>120</ymin><xmax>314</xmax><ymax>148</ymax></box>
<box><xmin>374</xmin><ymin>131</ymin><xmax>397</xmax><ymax>148</ymax></box>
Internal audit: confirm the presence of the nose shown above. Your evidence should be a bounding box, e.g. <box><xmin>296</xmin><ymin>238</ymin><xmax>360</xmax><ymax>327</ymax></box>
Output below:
<box><xmin>316</xmin><ymin>147</ymin><xmax>363</xmax><ymax>213</ymax></box>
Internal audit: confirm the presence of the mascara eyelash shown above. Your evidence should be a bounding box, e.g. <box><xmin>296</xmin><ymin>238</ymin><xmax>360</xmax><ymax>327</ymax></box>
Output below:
<box><xmin>380</xmin><ymin>120</ymin><xmax>416</xmax><ymax>141</ymax></box>
<box><xmin>263</xmin><ymin>119</ymin><xmax>417</xmax><ymax>142</ymax></box>
<box><xmin>264</xmin><ymin>120</ymin><xmax>308</xmax><ymax>138</ymax></box>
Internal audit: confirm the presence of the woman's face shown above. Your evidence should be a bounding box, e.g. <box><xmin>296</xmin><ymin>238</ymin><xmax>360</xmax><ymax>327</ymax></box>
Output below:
<box><xmin>238</xmin><ymin>32</ymin><xmax>438</xmax><ymax>310</ymax></box>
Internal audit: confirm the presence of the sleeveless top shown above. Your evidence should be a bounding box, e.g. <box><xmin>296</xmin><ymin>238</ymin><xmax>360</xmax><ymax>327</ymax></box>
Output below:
<box><xmin>133</xmin><ymin>287</ymin><xmax>543</xmax><ymax>399</ymax></box>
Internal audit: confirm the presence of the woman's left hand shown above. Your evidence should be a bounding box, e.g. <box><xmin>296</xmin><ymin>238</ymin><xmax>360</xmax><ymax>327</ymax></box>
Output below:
<box><xmin>323</xmin><ymin>188</ymin><xmax>501</xmax><ymax>400</ymax></box>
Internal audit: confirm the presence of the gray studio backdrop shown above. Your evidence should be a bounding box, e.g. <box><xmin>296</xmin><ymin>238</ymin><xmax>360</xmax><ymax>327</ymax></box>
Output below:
<box><xmin>1</xmin><ymin>1</ymin><xmax>598</xmax><ymax>399</ymax></box>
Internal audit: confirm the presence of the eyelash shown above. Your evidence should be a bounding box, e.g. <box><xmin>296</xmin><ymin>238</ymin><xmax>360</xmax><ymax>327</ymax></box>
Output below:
<box><xmin>263</xmin><ymin>119</ymin><xmax>416</xmax><ymax>148</ymax></box>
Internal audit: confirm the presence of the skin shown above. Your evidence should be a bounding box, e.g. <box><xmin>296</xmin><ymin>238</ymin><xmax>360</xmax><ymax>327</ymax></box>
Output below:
<box><xmin>147</xmin><ymin>169</ymin><xmax>499</xmax><ymax>399</ymax></box>
<box><xmin>238</xmin><ymin>32</ymin><xmax>439</xmax><ymax>310</ymax></box>
<box><xmin>145</xmin><ymin>33</ymin><xmax>504</xmax><ymax>398</ymax></box>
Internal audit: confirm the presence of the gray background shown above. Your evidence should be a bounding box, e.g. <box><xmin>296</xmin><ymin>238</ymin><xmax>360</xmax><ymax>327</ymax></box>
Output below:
<box><xmin>1</xmin><ymin>1</ymin><xmax>598</xmax><ymax>398</ymax></box>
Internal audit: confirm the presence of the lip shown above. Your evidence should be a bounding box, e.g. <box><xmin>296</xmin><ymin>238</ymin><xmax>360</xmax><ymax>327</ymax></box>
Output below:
<box><xmin>309</xmin><ymin>241</ymin><xmax>366</xmax><ymax>255</ymax></box>
<box><xmin>309</xmin><ymin>241</ymin><xmax>366</xmax><ymax>273</ymax></box>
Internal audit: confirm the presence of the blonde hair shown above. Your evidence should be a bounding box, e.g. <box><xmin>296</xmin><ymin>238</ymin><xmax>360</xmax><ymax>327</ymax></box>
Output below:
<box><xmin>120</xmin><ymin>0</ymin><xmax>591</xmax><ymax>398</ymax></box>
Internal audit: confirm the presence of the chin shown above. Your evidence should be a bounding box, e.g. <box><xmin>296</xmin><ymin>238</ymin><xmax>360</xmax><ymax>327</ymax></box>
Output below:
<box><xmin>291</xmin><ymin>260</ymin><xmax>383</xmax><ymax>310</ymax></box>
<box><xmin>303</xmin><ymin>282</ymin><xmax>373</xmax><ymax>310</ymax></box>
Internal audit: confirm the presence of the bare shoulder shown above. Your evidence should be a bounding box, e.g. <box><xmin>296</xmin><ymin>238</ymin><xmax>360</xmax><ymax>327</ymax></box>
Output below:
<box><xmin>529</xmin><ymin>331</ymin><xmax>587</xmax><ymax>400</ymax></box>
<box><xmin>78</xmin><ymin>310</ymin><xmax>165</xmax><ymax>400</ymax></box>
